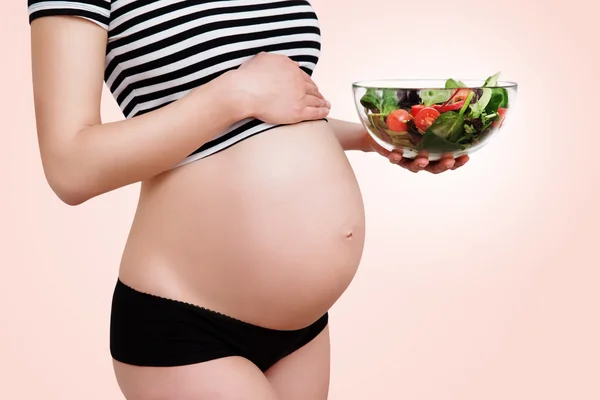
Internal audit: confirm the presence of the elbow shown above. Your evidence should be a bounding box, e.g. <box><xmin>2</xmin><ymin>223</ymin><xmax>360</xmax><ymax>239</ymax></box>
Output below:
<box><xmin>38</xmin><ymin>129</ymin><xmax>100</xmax><ymax>205</ymax></box>
<box><xmin>52</xmin><ymin>181</ymin><xmax>90</xmax><ymax>206</ymax></box>
<box><xmin>45</xmin><ymin>169</ymin><xmax>92</xmax><ymax>206</ymax></box>
<box><xmin>56</xmin><ymin>189</ymin><xmax>88</xmax><ymax>207</ymax></box>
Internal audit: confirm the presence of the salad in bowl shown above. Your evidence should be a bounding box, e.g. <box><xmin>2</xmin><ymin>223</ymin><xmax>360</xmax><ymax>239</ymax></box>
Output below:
<box><xmin>352</xmin><ymin>72</ymin><xmax>517</xmax><ymax>160</ymax></box>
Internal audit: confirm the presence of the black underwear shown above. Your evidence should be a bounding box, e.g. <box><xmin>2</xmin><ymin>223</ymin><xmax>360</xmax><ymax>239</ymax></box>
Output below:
<box><xmin>109</xmin><ymin>279</ymin><xmax>328</xmax><ymax>372</ymax></box>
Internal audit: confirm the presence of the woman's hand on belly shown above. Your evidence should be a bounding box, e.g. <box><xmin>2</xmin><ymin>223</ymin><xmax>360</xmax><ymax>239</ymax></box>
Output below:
<box><xmin>235</xmin><ymin>52</ymin><xmax>331</xmax><ymax>124</ymax></box>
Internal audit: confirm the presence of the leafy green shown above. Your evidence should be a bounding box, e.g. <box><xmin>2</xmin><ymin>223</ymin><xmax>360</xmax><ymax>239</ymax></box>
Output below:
<box><xmin>426</xmin><ymin>91</ymin><xmax>475</xmax><ymax>142</ymax></box>
<box><xmin>360</xmin><ymin>88</ymin><xmax>400</xmax><ymax>116</ymax></box>
<box><xmin>483</xmin><ymin>72</ymin><xmax>508</xmax><ymax>112</ymax></box>
<box><xmin>380</xmin><ymin>89</ymin><xmax>399</xmax><ymax>115</ymax></box>
<box><xmin>417</xmin><ymin>130</ymin><xmax>465</xmax><ymax>152</ymax></box>
<box><xmin>427</xmin><ymin>112</ymin><xmax>460</xmax><ymax>140</ymax></box>
<box><xmin>418</xmin><ymin>88</ymin><xmax>451</xmax><ymax>106</ymax></box>
<box><xmin>480</xmin><ymin>111</ymin><xmax>499</xmax><ymax>131</ymax></box>
<box><xmin>418</xmin><ymin>78</ymin><xmax>467</xmax><ymax>106</ymax></box>
<box><xmin>469</xmin><ymin>71</ymin><xmax>508</xmax><ymax>118</ymax></box>
<box><xmin>445</xmin><ymin>78</ymin><xmax>467</xmax><ymax>88</ymax></box>
<box><xmin>483</xmin><ymin>72</ymin><xmax>508</xmax><ymax>109</ymax></box>
<box><xmin>469</xmin><ymin>87</ymin><xmax>492</xmax><ymax>118</ymax></box>
<box><xmin>464</xmin><ymin>124</ymin><xmax>477</xmax><ymax>135</ymax></box>
<box><xmin>360</xmin><ymin>88</ymin><xmax>382</xmax><ymax>113</ymax></box>
<box><xmin>485</xmin><ymin>88</ymin><xmax>508</xmax><ymax>113</ymax></box>
<box><xmin>457</xmin><ymin>134</ymin><xmax>472</xmax><ymax>145</ymax></box>
<box><xmin>483</xmin><ymin>71</ymin><xmax>501</xmax><ymax>87</ymax></box>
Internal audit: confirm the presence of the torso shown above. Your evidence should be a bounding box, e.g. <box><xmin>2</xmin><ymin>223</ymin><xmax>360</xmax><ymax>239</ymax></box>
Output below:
<box><xmin>98</xmin><ymin>0</ymin><xmax>363</xmax><ymax>330</ymax></box>
<box><xmin>119</xmin><ymin>120</ymin><xmax>366</xmax><ymax>330</ymax></box>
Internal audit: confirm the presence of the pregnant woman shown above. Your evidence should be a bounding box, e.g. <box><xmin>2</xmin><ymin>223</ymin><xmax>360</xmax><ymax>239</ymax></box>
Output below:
<box><xmin>28</xmin><ymin>0</ymin><xmax>468</xmax><ymax>399</ymax></box>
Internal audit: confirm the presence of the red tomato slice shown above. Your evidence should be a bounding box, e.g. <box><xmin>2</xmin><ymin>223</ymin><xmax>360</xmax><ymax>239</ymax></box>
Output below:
<box><xmin>414</xmin><ymin>107</ymin><xmax>440</xmax><ymax>133</ymax></box>
<box><xmin>450</xmin><ymin>88</ymin><xmax>472</xmax><ymax>103</ymax></box>
<box><xmin>414</xmin><ymin>103</ymin><xmax>460</xmax><ymax>115</ymax></box>
<box><xmin>493</xmin><ymin>108</ymin><xmax>508</xmax><ymax>128</ymax></box>
<box><xmin>411</xmin><ymin>105</ymin><xmax>426</xmax><ymax>117</ymax></box>
<box><xmin>387</xmin><ymin>109</ymin><xmax>412</xmax><ymax>132</ymax></box>
<box><xmin>438</xmin><ymin>102</ymin><xmax>464</xmax><ymax>113</ymax></box>
<box><xmin>438</xmin><ymin>88</ymin><xmax>472</xmax><ymax>113</ymax></box>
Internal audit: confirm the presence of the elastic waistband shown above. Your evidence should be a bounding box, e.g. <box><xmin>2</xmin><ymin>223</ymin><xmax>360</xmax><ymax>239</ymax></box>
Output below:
<box><xmin>114</xmin><ymin>278</ymin><xmax>328</xmax><ymax>334</ymax></box>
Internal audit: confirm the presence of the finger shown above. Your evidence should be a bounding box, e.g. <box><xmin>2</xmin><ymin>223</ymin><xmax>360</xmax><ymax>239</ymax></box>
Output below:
<box><xmin>302</xmin><ymin>94</ymin><xmax>329</xmax><ymax>108</ymax></box>
<box><xmin>451</xmin><ymin>154</ymin><xmax>470</xmax><ymax>170</ymax></box>
<box><xmin>392</xmin><ymin>154</ymin><xmax>426</xmax><ymax>172</ymax></box>
<box><xmin>388</xmin><ymin>150</ymin><xmax>403</xmax><ymax>164</ymax></box>
<box><xmin>425</xmin><ymin>154</ymin><xmax>455</xmax><ymax>174</ymax></box>
<box><xmin>300</xmin><ymin>106</ymin><xmax>330</xmax><ymax>120</ymax></box>
<box><xmin>305</xmin><ymin>82</ymin><xmax>325</xmax><ymax>100</ymax></box>
<box><xmin>398</xmin><ymin>159</ymin><xmax>422</xmax><ymax>173</ymax></box>
<box><xmin>405</xmin><ymin>155</ymin><xmax>429</xmax><ymax>173</ymax></box>
<box><xmin>299</xmin><ymin>71</ymin><xmax>328</xmax><ymax>105</ymax></box>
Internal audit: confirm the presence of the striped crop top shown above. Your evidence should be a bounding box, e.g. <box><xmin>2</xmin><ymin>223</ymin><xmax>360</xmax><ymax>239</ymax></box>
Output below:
<box><xmin>27</xmin><ymin>0</ymin><xmax>322</xmax><ymax>168</ymax></box>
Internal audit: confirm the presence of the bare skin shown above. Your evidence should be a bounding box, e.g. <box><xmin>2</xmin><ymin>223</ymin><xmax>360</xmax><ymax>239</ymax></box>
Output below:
<box><xmin>30</xmin><ymin>14</ymin><xmax>467</xmax><ymax>400</ymax></box>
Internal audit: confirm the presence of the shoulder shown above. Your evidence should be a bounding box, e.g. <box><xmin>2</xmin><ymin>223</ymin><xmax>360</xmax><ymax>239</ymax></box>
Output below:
<box><xmin>28</xmin><ymin>0</ymin><xmax>111</xmax><ymax>31</ymax></box>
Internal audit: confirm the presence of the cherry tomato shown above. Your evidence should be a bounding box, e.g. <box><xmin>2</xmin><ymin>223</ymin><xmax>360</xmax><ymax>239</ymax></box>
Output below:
<box><xmin>414</xmin><ymin>107</ymin><xmax>440</xmax><ymax>133</ymax></box>
<box><xmin>493</xmin><ymin>108</ymin><xmax>507</xmax><ymax>128</ymax></box>
<box><xmin>387</xmin><ymin>109</ymin><xmax>412</xmax><ymax>132</ymax></box>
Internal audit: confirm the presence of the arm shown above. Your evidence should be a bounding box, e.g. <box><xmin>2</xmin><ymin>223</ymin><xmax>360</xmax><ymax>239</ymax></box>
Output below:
<box><xmin>327</xmin><ymin>116</ymin><xmax>469</xmax><ymax>173</ymax></box>
<box><xmin>30</xmin><ymin>12</ymin><xmax>329</xmax><ymax>206</ymax></box>
<box><xmin>326</xmin><ymin>118</ymin><xmax>370</xmax><ymax>152</ymax></box>
<box><xmin>30</xmin><ymin>16</ymin><xmax>248</xmax><ymax>206</ymax></box>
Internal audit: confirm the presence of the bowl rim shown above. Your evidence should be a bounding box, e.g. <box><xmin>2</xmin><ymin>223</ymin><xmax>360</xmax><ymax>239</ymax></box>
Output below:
<box><xmin>352</xmin><ymin>78</ymin><xmax>518</xmax><ymax>90</ymax></box>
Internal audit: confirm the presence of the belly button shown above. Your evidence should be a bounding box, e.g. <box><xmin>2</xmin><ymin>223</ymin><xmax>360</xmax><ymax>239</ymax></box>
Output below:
<box><xmin>345</xmin><ymin>231</ymin><xmax>354</xmax><ymax>240</ymax></box>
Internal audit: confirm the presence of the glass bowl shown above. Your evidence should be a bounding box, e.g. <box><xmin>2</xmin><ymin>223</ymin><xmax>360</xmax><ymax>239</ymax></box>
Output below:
<box><xmin>352</xmin><ymin>76</ymin><xmax>518</xmax><ymax>160</ymax></box>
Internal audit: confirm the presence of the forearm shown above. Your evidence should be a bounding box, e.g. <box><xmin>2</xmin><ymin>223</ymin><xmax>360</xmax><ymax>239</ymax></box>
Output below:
<box><xmin>327</xmin><ymin>118</ymin><xmax>369</xmax><ymax>152</ymax></box>
<box><xmin>51</xmin><ymin>71</ymin><xmax>246</xmax><ymax>205</ymax></box>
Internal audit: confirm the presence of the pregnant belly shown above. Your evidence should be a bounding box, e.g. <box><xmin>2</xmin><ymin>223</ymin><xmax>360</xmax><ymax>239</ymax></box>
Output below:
<box><xmin>119</xmin><ymin>120</ymin><xmax>366</xmax><ymax>330</ymax></box>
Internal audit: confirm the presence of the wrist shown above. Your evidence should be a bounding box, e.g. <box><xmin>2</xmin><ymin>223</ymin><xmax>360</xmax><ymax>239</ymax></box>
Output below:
<box><xmin>357</xmin><ymin>129</ymin><xmax>374</xmax><ymax>153</ymax></box>
<box><xmin>347</xmin><ymin>122</ymin><xmax>372</xmax><ymax>152</ymax></box>
<box><xmin>220</xmin><ymin>69</ymin><xmax>255</xmax><ymax>121</ymax></box>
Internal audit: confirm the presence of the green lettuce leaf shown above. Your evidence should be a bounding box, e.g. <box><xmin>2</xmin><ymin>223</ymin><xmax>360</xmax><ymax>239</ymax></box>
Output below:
<box><xmin>418</xmin><ymin>89</ymin><xmax>452</xmax><ymax>106</ymax></box>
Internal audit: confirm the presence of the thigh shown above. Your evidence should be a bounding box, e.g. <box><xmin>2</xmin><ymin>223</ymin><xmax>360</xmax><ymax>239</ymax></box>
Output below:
<box><xmin>265</xmin><ymin>324</ymin><xmax>331</xmax><ymax>400</ymax></box>
<box><xmin>113</xmin><ymin>356</ymin><xmax>278</xmax><ymax>400</ymax></box>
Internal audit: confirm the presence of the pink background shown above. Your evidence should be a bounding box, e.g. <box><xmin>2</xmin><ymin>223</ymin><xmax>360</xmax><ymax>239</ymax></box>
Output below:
<box><xmin>2</xmin><ymin>0</ymin><xmax>599</xmax><ymax>399</ymax></box>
